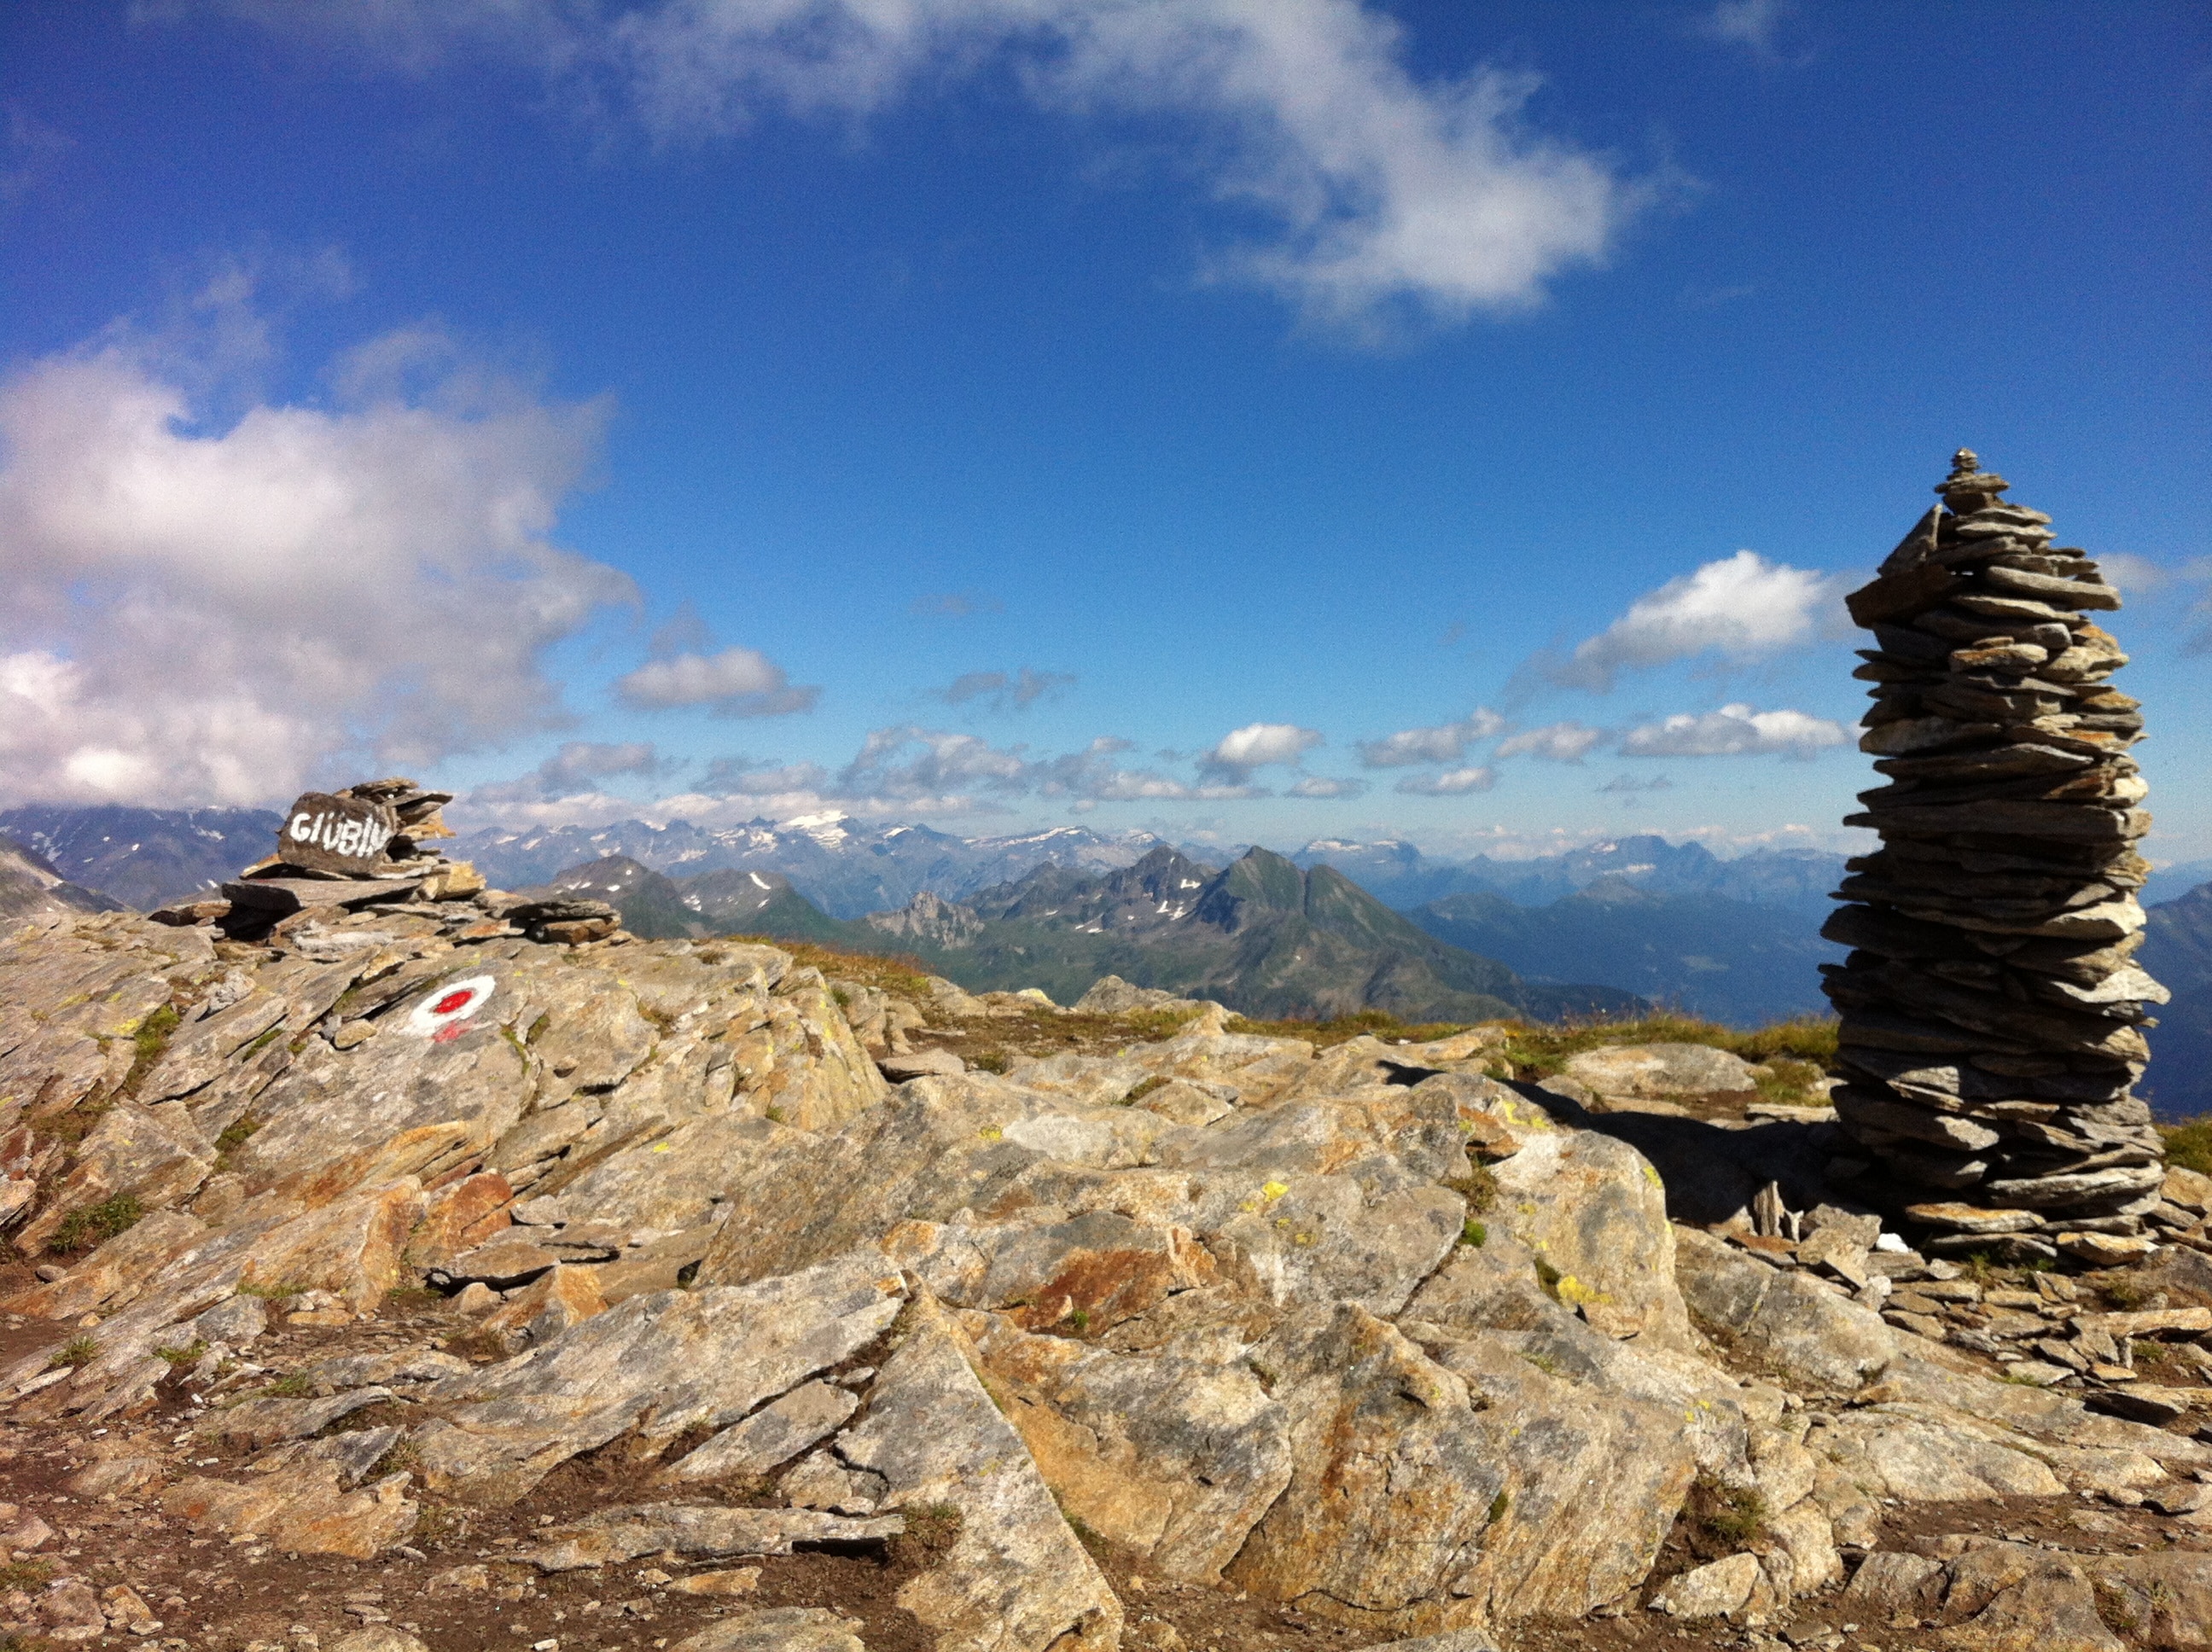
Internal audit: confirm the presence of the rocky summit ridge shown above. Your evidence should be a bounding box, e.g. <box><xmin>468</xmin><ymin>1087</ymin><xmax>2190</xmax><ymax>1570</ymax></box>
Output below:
<box><xmin>0</xmin><ymin>802</ymin><xmax>2208</xmax><ymax>1652</ymax></box>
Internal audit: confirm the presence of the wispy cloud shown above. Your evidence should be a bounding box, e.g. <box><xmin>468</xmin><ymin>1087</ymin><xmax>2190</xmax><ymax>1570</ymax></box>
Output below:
<box><xmin>1693</xmin><ymin>0</ymin><xmax>1807</xmax><ymax>65</ymax></box>
<box><xmin>1356</xmin><ymin>708</ymin><xmax>1505</xmax><ymax>767</ymax></box>
<box><xmin>1598</xmin><ymin>773</ymin><xmax>1671</xmax><ymax>793</ymax></box>
<box><xmin>936</xmin><ymin>667</ymin><xmax>1075</xmax><ymax>711</ymax></box>
<box><xmin>0</xmin><ymin>101</ymin><xmax>72</xmax><ymax>206</ymax></box>
<box><xmin>472</xmin><ymin>740</ymin><xmax>669</xmax><ymax>802</ymax></box>
<box><xmin>187</xmin><ymin>0</ymin><xmax>1658</xmax><ymax>334</ymax></box>
<box><xmin>1618</xmin><ymin>702</ymin><xmax>1848</xmax><ymax>758</ymax></box>
<box><xmin>910</xmin><ymin>591</ymin><xmax>1003</xmax><ymax>619</ymax></box>
<box><xmin>1394</xmin><ymin>766</ymin><xmax>1495</xmax><ymax>795</ymax></box>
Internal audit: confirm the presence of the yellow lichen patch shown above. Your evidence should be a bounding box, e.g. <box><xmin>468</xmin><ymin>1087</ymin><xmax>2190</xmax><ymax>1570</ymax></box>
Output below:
<box><xmin>1553</xmin><ymin>1274</ymin><xmax>1612</xmax><ymax>1308</ymax></box>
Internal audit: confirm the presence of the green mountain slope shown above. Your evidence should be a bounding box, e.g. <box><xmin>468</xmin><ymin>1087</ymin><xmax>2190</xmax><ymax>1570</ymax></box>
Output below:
<box><xmin>2141</xmin><ymin>881</ymin><xmax>2212</xmax><ymax>1120</ymax></box>
<box><xmin>870</xmin><ymin>845</ymin><xmax>1639</xmax><ymax>1022</ymax></box>
<box><xmin>1407</xmin><ymin>877</ymin><xmax>1842</xmax><ymax>1027</ymax></box>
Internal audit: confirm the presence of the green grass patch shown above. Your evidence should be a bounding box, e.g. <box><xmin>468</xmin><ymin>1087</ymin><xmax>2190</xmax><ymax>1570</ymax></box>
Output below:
<box><xmin>1446</xmin><ymin>1163</ymin><xmax>1499</xmax><ymax>1213</ymax></box>
<box><xmin>1223</xmin><ymin>1008</ymin><xmax>1479</xmax><ymax>1049</ymax></box>
<box><xmin>1691</xmin><ymin>1476</ymin><xmax>1769</xmax><ymax>1549</ymax></box>
<box><xmin>1533</xmin><ymin>1258</ymin><xmax>1563</xmax><ymax>1300</ymax></box>
<box><xmin>732</xmin><ymin>938</ymin><xmax>934</xmax><ymax>1001</ymax></box>
<box><xmin>234</xmin><ymin>1278</ymin><xmax>306</xmax><ymax>1299</ymax></box>
<box><xmin>51</xmin><ymin>1193</ymin><xmax>143</xmax><ymax>1252</ymax></box>
<box><xmin>154</xmin><ymin>1339</ymin><xmax>209</xmax><ymax>1367</ymax></box>
<box><xmin>124</xmin><ymin>1002</ymin><xmax>183</xmax><ymax>1091</ymax></box>
<box><xmin>970</xmin><ymin>1049</ymin><xmax>1010</xmax><ymax>1075</ymax></box>
<box><xmin>2163</xmin><ymin>1115</ymin><xmax>2212</xmax><ymax>1176</ymax></box>
<box><xmin>1459</xmin><ymin>1219</ymin><xmax>1487</xmax><ymax>1249</ymax></box>
<box><xmin>50</xmin><ymin>1335</ymin><xmax>101</xmax><ymax>1369</ymax></box>
<box><xmin>1494</xmin><ymin>1013</ymin><xmax>1839</xmax><ymax>1079</ymax></box>
<box><xmin>213</xmin><ymin>1114</ymin><xmax>262</xmax><ymax>1166</ymax></box>
<box><xmin>1122</xmin><ymin>1076</ymin><xmax>1169</xmax><ymax>1105</ymax></box>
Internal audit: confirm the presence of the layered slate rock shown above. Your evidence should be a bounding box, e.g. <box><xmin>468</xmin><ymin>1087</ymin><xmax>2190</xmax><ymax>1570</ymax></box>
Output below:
<box><xmin>1825</xmin><ymin>451</ymin><xmax>2169</xmax><ymax>1243</ymax></box>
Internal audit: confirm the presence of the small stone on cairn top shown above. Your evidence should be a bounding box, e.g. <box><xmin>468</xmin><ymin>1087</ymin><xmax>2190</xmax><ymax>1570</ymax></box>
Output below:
<box><xmin>1823</xmin><ymin>451</ymin><xmax>2169</xmax><ymax>1260</ymax></box>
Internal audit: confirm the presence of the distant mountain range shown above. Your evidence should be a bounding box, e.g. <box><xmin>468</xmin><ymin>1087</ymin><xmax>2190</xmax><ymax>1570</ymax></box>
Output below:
<box><xmin>67</xmin><ymin>800</ymin><xmax>2212</xmax><ymax>1045</ymax></box>
<box><xmin>1293</xmin><ymin>833</ymin><xmax>1847</xmax><ymax>915</ymax></box>
<box><xmin>536</xmin><ymin>844</ymin><xmax>1641</xmax><ymax>1025</ymax></box>
<box><xmin>0</xmin><ymin>805</ymin><xmax>282</xmax><ymax>911</ymax></box>
<box><xmin>2141</xmin><ymin>880</ymin><xmax>2212</xmax><ymax>1121</ymax></box>
<box><xmin>0</xmin><ymin>835</ymin><xmax>123</xmax><ymax>922</ymax></box>
<box><xmin>449</xmin><ymin>815</ymin><xmax>1173</xmax><ymax>920</ymax></box>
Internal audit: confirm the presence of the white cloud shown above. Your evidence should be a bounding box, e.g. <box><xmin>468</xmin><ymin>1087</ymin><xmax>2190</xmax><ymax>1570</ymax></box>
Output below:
<box><xmin>1202</xmin><ymin>720</ymin><xmax>1323</xmax><ymax>782</ymax></box>
<box><xmin>1494</xmin><ymin>720</ymin><xmax>1608</xmax><ymax>763</ymax></box>
<box><xmin>0</xmin><ymin>305</ymin><xmax>632</xmax><ymax>809</ymax></box>
<box><xmin>1394</xmin><ymin>765</ymin><xmax>1494</xmax><ymax>795</ymax></box>
<box><xmin>613</xmin><ymin>645</ymin><xmax>818</xmax><ymax>716</ymax></box>
<box><xmin>189</xmin><ymin>0</ymin><xmax>1651</xmax><ymax>331</ymax></box>
<box><xmin>1618</xmin><ymin>702</ymin><xmax>1848</xmax><ymax>758</ymax></box>
<box><xmin>1288</xmin><ymin>775</ymin><xmax>1366</xmax><ymax>798</ymax></box>
<box><xmin>1355</xmin><ymin>707</ymin><xmax>1504</xmax><ymax>767</ymax></box>
<box><xmin>1543</xmin><ymin>550</ymin><xmax>1838</xmax><ymax>692</ymax></box>
<box><xmin>2098</xmin><ymin>552</ymin><xmax>2168</xmax><ymax>595</ymax></box>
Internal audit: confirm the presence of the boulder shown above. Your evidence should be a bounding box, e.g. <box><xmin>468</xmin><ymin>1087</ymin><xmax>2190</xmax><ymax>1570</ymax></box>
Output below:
<box><xmin>1560</xmin><ymin>1044</ymin><xmax>1759</xmax><ymax>1099</ymax></box>
<box><xmin>162</xmin><ymin>1460</ymin><xmax>417</xmax><ymax>1559</ymax></box>
<box><xmin>1487</xmin><ymin>1126</ymin><xmax>1686</xmax><ymax>1343</ymax></box>
<box><xmin>412</xmin><ymin>1249</ymin><xmax>905</xmax><ymax>1505</ymax></box>
<box><xmin>1673</xmin><ymin>1226</ymin><xmax>1894</xmax><ymax>1391</ymax></box>
<box><xmin>15</xmin><ymin>1102</ymin><xmax>216</xmax><ymax>1254</ymax></box>
<box><xmin>1648</xmin><ymin>1551</ymin><xmax>1763</xmax><ymax>1618</ymax></box>
<box><xmin>670</xmin><ymin>1608</ymin><xmax>868</xmax><ymax>1652</ymax></box>
<box><xmin>967</xmin><ymin>1316</ymin><xmax>1293</xmax><ymax>1584</ymax></box>
<box><xmin>821</xmin><ymin>1291</ymin><xmax>1121</xmax><ymax>1652</ymax></box>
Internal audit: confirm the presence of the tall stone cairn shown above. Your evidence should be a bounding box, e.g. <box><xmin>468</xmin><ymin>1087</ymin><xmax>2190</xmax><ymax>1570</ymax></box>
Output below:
<box><xmin>1822</xmin><ymin>450</ymin><xmax>2170</xmax><ymax>1253</ymax></box>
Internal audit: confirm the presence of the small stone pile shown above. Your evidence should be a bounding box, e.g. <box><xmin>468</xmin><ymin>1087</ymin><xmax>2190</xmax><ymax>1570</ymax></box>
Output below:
<box><xmin>1726</xmin><ymin>1170</ymin><xmax>2212</xmax><ymax>1407</ymax></box>
<box><xmin>152</xmin><ymin>777</ymin><xmax>621</xmax><ymax>945</ymax></box>
<box><xmin>1823</xmin><ymin>451</ymin><xmax>2170</xmax><ymax>1258</ymax></box>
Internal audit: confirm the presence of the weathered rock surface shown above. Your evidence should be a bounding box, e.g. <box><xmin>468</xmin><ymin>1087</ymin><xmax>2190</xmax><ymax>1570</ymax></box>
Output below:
<box><xmin>3</xmin><ymin>876</ymin><xmax>2208</xmax><ymax>1648</ymax></box>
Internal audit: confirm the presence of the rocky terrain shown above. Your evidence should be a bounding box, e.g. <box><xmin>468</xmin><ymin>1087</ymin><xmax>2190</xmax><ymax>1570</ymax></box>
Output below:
<box><xmin>0</xmin><ymin>832</ymin><xmax>2208</xmax><ymax>1652</ymax></box>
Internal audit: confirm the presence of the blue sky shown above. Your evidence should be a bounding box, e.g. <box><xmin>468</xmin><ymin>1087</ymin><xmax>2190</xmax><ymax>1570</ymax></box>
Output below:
<box><xmin>2</xmin><ymin>1</ymin><xmax>2206</xmax><ymax>861</ymax></box>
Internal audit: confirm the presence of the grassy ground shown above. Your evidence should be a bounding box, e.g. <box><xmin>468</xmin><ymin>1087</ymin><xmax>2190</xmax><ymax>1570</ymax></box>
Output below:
<box><xmin>733</xmin><ymin>932</ymin><xmax>1854</xmax><ymax>1087</ymax></box>
<box><xmin>2164</xmin><ymin>1116</ymin><xmax>2212</xmax><ymax>1174</ymax></box>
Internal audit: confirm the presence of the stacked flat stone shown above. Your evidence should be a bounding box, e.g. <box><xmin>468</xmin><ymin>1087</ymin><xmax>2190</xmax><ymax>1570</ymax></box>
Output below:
<box><xmin>1822</xmin><ymin>450</ymin><xmax>2169</xmax><ymax>1252</ymax></box>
